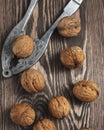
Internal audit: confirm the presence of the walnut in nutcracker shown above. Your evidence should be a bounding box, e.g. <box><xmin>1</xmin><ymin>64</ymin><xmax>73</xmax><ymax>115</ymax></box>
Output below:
<box><xmin>57</xmin><ymin>11</ymin><xmax>81</xmax><ymax>37</ymax></box>
<box><xmin>33</xmin><ymin>119</ymin><xmax>57</xmax><ymax>130</ymax></box>
<box><xmin>73</xmin><ymin>80</ymin><xmax>100</xmax><ymax>102</ymax></box>
<box><xmin>21</xmin><ymin>68</ymin><xmax>45</xmax><ymax>93</ymax></box>
<box><xmin>10</xmin><ymin>103</ymin><xmax>35</xmax><ymax>127</ymax></box>
<box><xmin>60</xmin><ymin>46</ymin><xmax>85</xmax><ymax>69</ymax></box>
<box><xmin>12</xmin><ymin>35</ymin><xmax>34</xmax><ymax>58</ymax></box>
<box><xmin>48</xmin><ymin>96</ymin><xmax>71</xmax><ymax>119</ymax></box>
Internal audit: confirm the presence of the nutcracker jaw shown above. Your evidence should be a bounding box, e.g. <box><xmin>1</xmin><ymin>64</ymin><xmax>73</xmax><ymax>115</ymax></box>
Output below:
<box><xmin>1</xmin><ymin>0</ymin><xmax>39</xmax><ymax>78</ymax></box>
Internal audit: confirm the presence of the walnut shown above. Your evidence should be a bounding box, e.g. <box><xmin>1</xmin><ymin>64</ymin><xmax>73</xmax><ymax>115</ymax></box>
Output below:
<box><xmin>60</xmin><ymin>46</ymin><xmax>85</xmax><ymax>69</ymax></box>
<box><xmin>12</xmin><ymin>35</ymin><xmax>34</xmax><ymax>58</ymax></box>
<box><xmin>33</xmin><ymin>119</ymin><xmax>57</xmax><ymax>130</ymax></box>
<box><xmin>10</xmin><ymin>103</ymin><xmax>35</xmax><ymax>127</ymax></box>
<box><xmin>79</xmin><ymin>128</ymin><xmax>92</xmax><ymax>130</ymax></box>
<box><xmin>21</xmin><ymin>68</ymin><xmax>45</xmax><ymax>93</ymax></box>
<box><xmin>73</xmin><ymin>80</ymin><xmax>100</xmax><ymax>102</ymax></box>
<box><xmin>48</xmin><ymin>96</ymin><xmax>71</xmax><ymax>119</ymax></box>
<box><xmin>57</xmin><ymin>11</ymin><xmax>81</xmax><ymax>37</ymax></box>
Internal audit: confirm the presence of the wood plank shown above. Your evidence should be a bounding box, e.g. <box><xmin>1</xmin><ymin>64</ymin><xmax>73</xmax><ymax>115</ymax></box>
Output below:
<box><xmin>83</xmin><ymin>0</ymin><xmax>104</xmax><ymax>130</ymax></box>
<box><xmin>0</xmin><ymin>0</ymin><xmax>104</xmax><ymax>130</ymax></box>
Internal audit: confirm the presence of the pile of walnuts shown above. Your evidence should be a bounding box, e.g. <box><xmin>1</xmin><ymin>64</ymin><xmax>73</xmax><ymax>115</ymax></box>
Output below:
<box><xmin>9</xmin><ymin>13</ymin><xmax>100</xmax><ymax>130</ymax></box>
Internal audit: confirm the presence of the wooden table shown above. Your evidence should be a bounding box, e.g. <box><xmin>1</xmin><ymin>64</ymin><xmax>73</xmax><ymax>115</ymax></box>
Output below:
<box><xmin>0</xmin><ymin>0</ymin><xmax>104</xmax><ymax>130</ymax></box>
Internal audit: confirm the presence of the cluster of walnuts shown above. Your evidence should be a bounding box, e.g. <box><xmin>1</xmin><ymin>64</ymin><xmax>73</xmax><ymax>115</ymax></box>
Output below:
<box><xmin>10</xmin><ymin>12</ymin><xmax>100</xmax><ymax>130</ymax></box>
<box><xmin>10</xmin><ymin>67</ymin><xmax>99</xmax><ymax>129</ymax></box>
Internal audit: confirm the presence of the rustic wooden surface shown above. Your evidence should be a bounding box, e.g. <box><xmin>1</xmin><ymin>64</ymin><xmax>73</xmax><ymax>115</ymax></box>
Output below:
<box><xmin>0</xmin><ymin>0</ymin><xmax>104</xmax><ymax>130</ymax></box>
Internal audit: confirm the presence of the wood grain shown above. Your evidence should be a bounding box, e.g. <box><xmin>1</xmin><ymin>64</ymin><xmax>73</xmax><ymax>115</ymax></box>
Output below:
<box><xmin>0</xmin><ymin>0</ymin><xmax>104</xmax><ymax>130</ymax></box>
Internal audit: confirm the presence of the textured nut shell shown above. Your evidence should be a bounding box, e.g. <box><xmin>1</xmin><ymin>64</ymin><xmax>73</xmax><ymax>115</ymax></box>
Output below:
<box><xmin>21</xmin><ymin>68</ymin><xmax>45</xmax><ymax>93</ymax></box>
<box><xmin>12</xmin><ymin>35</ymin><xmax>34</xmax><ymax>58</ymax></box>
<box><xmin>60</xmin><ymin>46</ymin><xmax>85</xmax><ymax>68</ymax></box>
<box><xmin>10</xmin><ymin>103</ymin><xmax>35</xmax><ymax>127</ymax></box>
<box><xmin>79</xmin><ymin>128</ymin><xmax>92</xmax><ymax>130</ymax></box>
<box><xmin>57</xmin><ymin>11</ymin><xmax>81</xmax><ymax>37</ymax></box>
<box><xmin>73</xmin><ymin>80</ymin><xmax>100</xmax><ymax>102</ymax></box>
<box><xmin>48</xmin><ymin>96</ymin><xmax>71</xmax><ymax>119</ymax></box>
<box><xmin>33</xmin><ymin>119</ymin><xmax>57</xmax><ymax>130</ymax></box>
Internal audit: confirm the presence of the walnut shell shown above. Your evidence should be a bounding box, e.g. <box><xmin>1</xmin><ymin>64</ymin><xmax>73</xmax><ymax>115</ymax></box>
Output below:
<box><xmin>57</xmin><ymin>11</ymin><xmax>81</xmax><ymax>37</ymax></box>
<box><xmin>33</xmin><ymin>119</ymin><xmax>57</xmax><ymax>130</ymax></box>
<box><xmin>12</xmin><ymin>35</ymin><xmax>34</xmax><ymax>58</ymax></box>
<box><xmin>60</xmin><ymin>46</ymin><xmax>85</xmax><ymax>69</ymax></box>
<box><xmin>48</xmin><ymin>96</ymin><xmax>71</xmax><ymax>119</ymax></box>
<box><xmin>79</xmin><ymin>128</ymin><xmax>92</xmax><ymax>130</ymax></box>
<box><xmin>10</xmin><ymin>103</ymin><xmax>35</xmax><ymax>127</ymax></box>
<box><xmin>73</xmin><ymin>80</ymin><xmax>100</xmax><ymax>102</ymax></box>
<box><xmin>21</xmin><ymin>68</ymin><xmax>45</xmax><ymax>93</ymax></box>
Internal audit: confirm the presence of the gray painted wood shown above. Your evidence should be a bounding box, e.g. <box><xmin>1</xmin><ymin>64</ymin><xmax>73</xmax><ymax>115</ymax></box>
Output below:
<box><xmin>0</xmin><ymin>0</ymin><xmax>104</xmax><ymax>130</ymax></box>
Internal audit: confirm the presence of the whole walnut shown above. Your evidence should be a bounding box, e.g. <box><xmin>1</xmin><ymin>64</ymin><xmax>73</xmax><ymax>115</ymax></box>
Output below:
<box><xmin>48</xmin><ymin>96</ymin><xmax>71</xmax><ymax>119</ymax></box>
<box><xmin>57</xmin><ymin>11</ymin><xmax>81</xmax><ymax>37</ymax></box>
<box><xmin>73</xmin><ymin>80</ymin><xmax>100</xmax><ymax>102</ymax></box>
<box><xmin>10</xmin><ymin>103</ymin><xmax>35</xmax><ymax>127</ymax></box>
<box><xmin>79</xmin><ymin>128</ymin><xmax>92</xmax><ymax>130</ymax></box>
<box><xmin>33</xmin><ymin>119</ymin><xmax>57</xmax><ymax>130</ymax></box>
<box><xmin>21</xmin><ymin>68</ymin><xmax>45</xmax><ymax>93</ymax></box>
<box><xmin>12</xmin><ymin>35</ymin><xmax>34</xmax><ymax>58</ymax></box>
<box><xmin>60</xmin><ymin>46</ymin><xmax>85</xmax><ymax>69</ymax></box>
